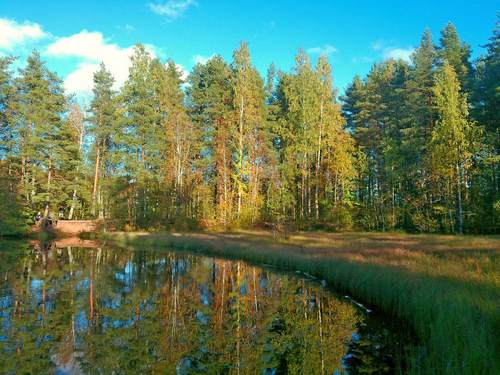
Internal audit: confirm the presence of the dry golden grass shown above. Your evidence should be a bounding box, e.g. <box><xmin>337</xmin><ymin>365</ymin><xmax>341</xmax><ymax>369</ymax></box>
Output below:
<box><xmin>105</xmin><ymin>230</ymin><xmax>500</xmax><ymax>374</ymax></box>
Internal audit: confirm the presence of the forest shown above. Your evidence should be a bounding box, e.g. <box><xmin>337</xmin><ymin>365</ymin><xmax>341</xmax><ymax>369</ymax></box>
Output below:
<box><xmin>0</xmin><ymin>19</ymin><xmax>499</xmax><ymax>236</ymax></box>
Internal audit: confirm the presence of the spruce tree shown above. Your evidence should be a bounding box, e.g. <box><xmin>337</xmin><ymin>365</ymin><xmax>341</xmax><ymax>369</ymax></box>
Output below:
<box><xmin>438</xmin><ymin>22</ymin><xmax>473</xmax><ymax>91</ymax></box>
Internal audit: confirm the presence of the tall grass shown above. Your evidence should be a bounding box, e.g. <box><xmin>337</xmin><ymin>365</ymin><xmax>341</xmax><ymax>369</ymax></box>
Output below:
<box><xmin>104</xmin><ymin>231</ymin><xmax>500</xmax><ymax>374</ymax></box>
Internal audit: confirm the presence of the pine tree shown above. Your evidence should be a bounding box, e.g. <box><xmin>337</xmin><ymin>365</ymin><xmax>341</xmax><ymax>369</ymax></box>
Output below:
<box><xmin>120</xmin><ymin>44</ymin><xmax>162</xmax><ymax>227</ymax></box>
<box><xmin>475</xmin><ymin>15</ymin><xmax>500</xmax><ymax>136</ymax></box>
<box><xmin>342</xmin><ymin>75</ymin><xmax>364</xmax><ymax>132</ymax></box>
<box><xmin>0</xmin><ymin>56</ymin><xmax>17</xmax><ymax>166</ymax></box>
<box><xmin>187</xmin><ymin>55</ymin><xmax>234</xmax><ymax>226</ymax></box>
<box><xmin>343</xmin><ymin>60</ymin><xmax>409</xmax><ymax>230</ymax></box>
<box><xmin>89</xmin><ymin>63</ymin><xmax>118</xmax><ymax>219</ymax></box>
<box><xmin>405</xmin><ymin>29</ymin><xmax>437</xmax><ymax>145</ymax></box>
<box><xmin>0</xmin><ymin>56</ymin><xmax>28</xmax><ymax>235</ymax></box>
<box><xmin>402</xmin><ymin>30</ymin><xmax>439</xmax><ymax>231</ymax></box>
<box><xmin>154</xmin><ymin>58</ymin><xmax>197</xmax><ymax>223</ymax></box>
<box><xmin>16</xmin><ymin>50</ymin><xmax>67</xmax><ymax>217</ymax></box>
<box><xmin>65</xmin><ymin>103</ymin><xmax>86</xmax><ymax>219</ymax></box>
<box><xmin>470</xmin><ymin>15</ymin><xmax>500</xmax><ymax>231</ymax></box>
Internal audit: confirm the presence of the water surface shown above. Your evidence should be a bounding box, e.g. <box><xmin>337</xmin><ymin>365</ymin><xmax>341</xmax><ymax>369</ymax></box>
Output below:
<box><xmin>0</xmin><ymin>241</ymin><xmax>409</xmax><ymax>374</ymax></box>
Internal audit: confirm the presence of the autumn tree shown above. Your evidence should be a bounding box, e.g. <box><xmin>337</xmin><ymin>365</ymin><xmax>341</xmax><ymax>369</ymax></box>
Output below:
<box><xmin>231</xmin><ymin>42</ymin><xmax>267</xmax><ymax>223</ymax></box>
<box><xmin>430</xmin><ymin>62</ymin><xmax>477</xmax><ymax>233</ymax></box>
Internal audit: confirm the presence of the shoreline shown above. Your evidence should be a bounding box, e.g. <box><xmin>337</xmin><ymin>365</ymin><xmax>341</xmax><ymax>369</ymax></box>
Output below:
<box><xmin>102</xmin><ymin>230</ymin><xmax>500</xmax><ymax>374</ymax></box>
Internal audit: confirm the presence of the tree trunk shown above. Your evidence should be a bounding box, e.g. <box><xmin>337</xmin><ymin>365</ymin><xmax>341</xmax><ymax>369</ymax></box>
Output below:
<box><xmin>318</xmin><ymin>295</ymin><xmax>325</xmax><ymax>375</ymax></box>
<box><xmin>456</xmin><ymin>163</ymin><xmax>463</xmax><ymax>234</ymax></box>
<box><xmin>98</xmin><ymin>189</ymin><xmax>104</xmax><ymax>219</ymax></box>
<box><xmin>69</xmin><ymin>134</ymin><xmax>84</xmax><ymax>220</ymax></box>
<box><xmin>68</xmin><ymin>188</ymin><xmax>78</xmax><ymax>219</ymax></box>
<box><xmin>44</xmin><ymin>157</ymin><xmax>52</xmax><ymax>217</ymax></box>
<box><xmin>92</xmin><ymin>147</ymin><xmax>101</xmax><ymax>217</ymax></box>
<box><xmin>237</xmin><ymin>96</ymin><xmax>244</xmax><ymax>218</ymax></box>
<box><xmin>315</xmin><ymin>102</ymin><xmax>323</xmax><ymax>221</ymax></box>
<box><xmin>223</xmin><ymin>146</ymin><xmax>228</xmax><ymax>226</ymax></box>
<box><xmin>21</xmin><ymin>156</ymin><xmax>28</xmax><ymax>203</ymax></box>
<box><xmin>301</xmin><ymin>168</ymin><xmax>305</xmax><ymax>220</ymax></box>
<box><xmin>307</xmin><ymin>167</ymin><xmax>311</xmax><ymax>217</ymax></box>
<box><xmin>89</xmin><ymin>267</ymin><xmax>94</xmax><ymax>325</ymax></box>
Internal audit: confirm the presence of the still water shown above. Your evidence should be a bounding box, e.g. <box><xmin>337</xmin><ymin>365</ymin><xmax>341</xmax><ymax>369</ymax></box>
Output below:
<box><xmin>0</xmin><ymin>241</ymin><xmax>409</xmax><ymax>374</ymax></box>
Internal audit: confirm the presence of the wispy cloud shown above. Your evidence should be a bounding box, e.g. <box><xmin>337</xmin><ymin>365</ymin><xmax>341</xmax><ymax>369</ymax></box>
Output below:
<box><xmin>117</xmin><ymin>24</ymin><xmax>135</xmax><ymax>33</ymax></box>
<box><xmin>352</xmin><ymin>56</ymin><xmax>374</xmax><ymax>64</ymax></box>
<box><xmin>371</xmin><ymin>39</ymin><xmax>413</xmax><ymax>63</ymax></box>
<box><xmin>148</xmin><ymin>0</ymin><xmax>197</xmax><ymax>20</ymax></box>
<box><xmin>192</xmin><ymin>54</ymin><xmax>214</xmax><ymax>65</ymax></box>
<box><xmin>371</xmin><ymin>39</ymin><xmax>385</xmax><ymax>52</ymax></box>
<box><xmin>0</xmin><ymin>18</ymin><xmax>48</xmax><ymax>50</ymax></box>
<box><xmin>306</xmin><ymin>44</ymin><xmax>338</xmax><ymax>56</ymax></box>
<box><xmin>383</xmin><ymin>47</ymin><xmax>414</xmax><ymax>62</ymax></box>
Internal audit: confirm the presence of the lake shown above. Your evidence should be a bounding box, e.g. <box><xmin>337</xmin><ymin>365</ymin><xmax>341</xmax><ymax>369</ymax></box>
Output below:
<box><xmin>0</xmin><ymin>240</ymin><xmax>411</xmax><ymax>374</ymax></box>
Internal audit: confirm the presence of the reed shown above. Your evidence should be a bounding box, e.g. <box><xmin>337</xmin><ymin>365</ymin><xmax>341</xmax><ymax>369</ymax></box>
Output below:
<box><xmin>104</xmin><ymin>231</ymin><xmax>500</xmax><ymax>374</ymax></box>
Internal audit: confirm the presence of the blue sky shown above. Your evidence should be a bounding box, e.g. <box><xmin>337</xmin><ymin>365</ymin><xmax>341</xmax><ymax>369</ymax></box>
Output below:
<box><xmin>0</xmin><ymin>0</ymin><xmax>498</xmax><ymax>99</ymax></box>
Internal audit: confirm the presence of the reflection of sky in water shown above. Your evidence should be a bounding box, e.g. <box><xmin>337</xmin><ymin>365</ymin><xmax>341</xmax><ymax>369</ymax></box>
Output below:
<box><xmin>75</xmin><ymin>310</ymin><xmax>88</xmax><ymax>332</ymax></box>
<box><xmin>0</xmin><ymin>295</ymin><xmax>12</xmax><ymax>310</ymax></box>
<box><xmin>30</xmin><ymin>279</ymin><xmax>43</xmax><ymax>290</ymax></box>
<box><xmin>0</xmin><ymin>245</ymin><xmax>404</xmax><ymax>374</ymax></box>
<box><xmin>76</xmin><ymin>278</ymin><xmax>89</xmax><ymax>290</ymax></box>
<box><xmin>199</xmin><ymin>284</ymin><xmax>210</xmax><ymax>306</ymax></box>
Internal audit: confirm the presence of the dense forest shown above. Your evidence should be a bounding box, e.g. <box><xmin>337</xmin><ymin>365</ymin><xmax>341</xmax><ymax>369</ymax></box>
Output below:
<box><xmin>0</xmin><ymin>19</ymin><xmax>499</xmax><ymax>235</ymax></box>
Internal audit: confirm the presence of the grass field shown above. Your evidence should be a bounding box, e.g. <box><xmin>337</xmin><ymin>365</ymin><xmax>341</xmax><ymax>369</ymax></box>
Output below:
<box><xmin>103</xmin><ymin>230</ymin><xmax>500</xmax><ymax>374</ymax></box>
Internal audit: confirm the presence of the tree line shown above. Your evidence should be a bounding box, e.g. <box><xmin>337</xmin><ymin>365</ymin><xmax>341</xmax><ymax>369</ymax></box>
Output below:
<box><xmin>0</xmin><ymin>19</ymin><xmax>499</xmax><ymax>235</ymax></box>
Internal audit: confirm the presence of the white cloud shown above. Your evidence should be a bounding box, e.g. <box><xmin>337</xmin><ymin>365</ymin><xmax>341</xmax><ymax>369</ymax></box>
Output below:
<box><xmin>176</xmin><ymin>63</ymin><xmax>189</xmax><ymax>81</ymax></box>
<box><xmin>148</xmin><ymin>0</ymin><xmax>197</xmax><ymax>20</ymax></box>
<box><xmin>371</xmin><ymin>39</ymin><xmax>385</xmax><ymax>52</ymax></box>
<box><xmin>306</xmin><ymin>44</ymin><xmax>338</xmax><ymax>56</ymax></box>
<box><xmin>371</xmin><ymin>39</ymin><xmax>414</xmax><ymax>63</ymax></box>
<box><xmin>64</xmin><ymin>62</ymin><xmax>100</xmax><ymax>94</ymax></box>
<box><xmin>192</xmin><ymin>54</ymin><xmax>214</xmax><ymax>65</ymax></box>
<box><xmin>382</xmin><ymin>47</ymin><xmax>414</xmax><ymax>62</ymax></box>
<box><xmin>46</xmin><ymin>30</ymin><xmax>158</xmax><ymax>95</ymax></box>
<box><xmin>0</xmin><ymin>18</ymin><xmax>47</xmax><ymax>50</ymax></box>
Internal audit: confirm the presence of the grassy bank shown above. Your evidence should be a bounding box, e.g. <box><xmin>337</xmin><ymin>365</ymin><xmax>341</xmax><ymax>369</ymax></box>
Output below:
<box><xmin>103</xmin><ymin>230</ymin><xmax>500</xmax><ymax>374</ymax></box>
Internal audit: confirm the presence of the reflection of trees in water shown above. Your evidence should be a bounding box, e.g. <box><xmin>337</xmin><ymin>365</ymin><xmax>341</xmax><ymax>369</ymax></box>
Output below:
<box><xmin>0</xmin><ymin>242</ymin><xmax>400</xmax><ymax>374</ymax></box>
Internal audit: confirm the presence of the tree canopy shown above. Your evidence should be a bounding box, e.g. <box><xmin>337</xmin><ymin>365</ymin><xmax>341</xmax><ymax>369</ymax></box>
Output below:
<box><xmin>1</xmin><ymin>18</ymin><xmax>499</xmax><ymax>236</ymax></box>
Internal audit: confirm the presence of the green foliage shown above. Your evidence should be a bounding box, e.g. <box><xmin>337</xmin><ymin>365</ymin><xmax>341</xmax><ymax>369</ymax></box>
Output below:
<box><xmin>342</xmin><ymin>21</ymin><xmax>498</xmax><ymax>234</ymax></box>
<box><xmin>438</xmin><ymin>22</ymin><xmax>473</xmax><ymax>90</ymax></box>
<box><xmin>0</xmin><ymin>174</ymin><xmax>29</xmax><ymax>236</ymax></box>
<box><xmin>109</xmin><ymin>232</ymin><xmax>500</xmax><ymax>375</ymax></box>
<box><xmin>0</xmin><ymin>20</ymin><xmax>498</xmax><ymax>235</ymax></box>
